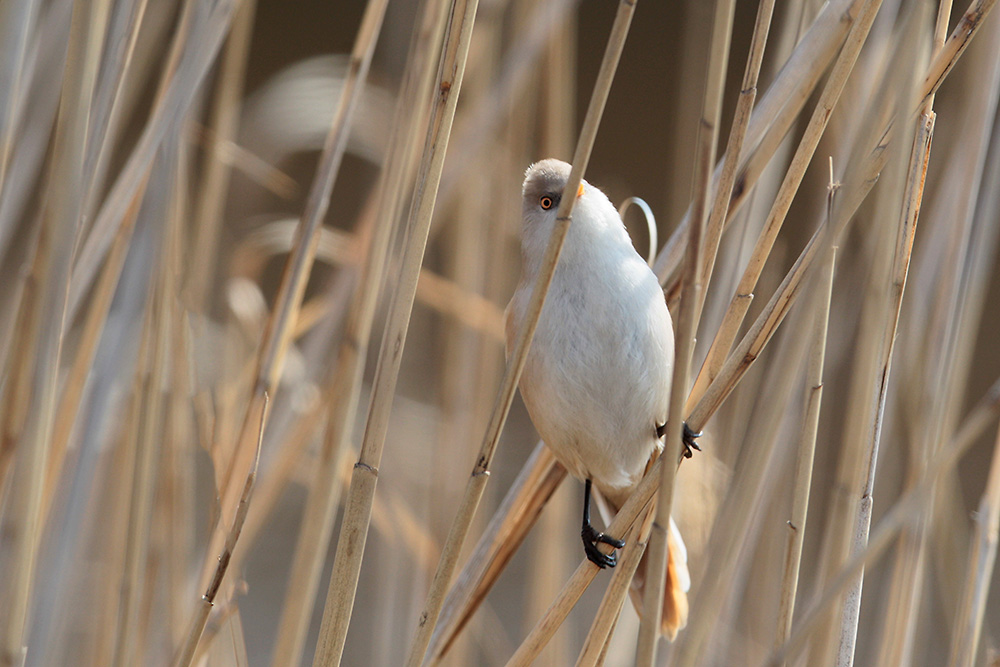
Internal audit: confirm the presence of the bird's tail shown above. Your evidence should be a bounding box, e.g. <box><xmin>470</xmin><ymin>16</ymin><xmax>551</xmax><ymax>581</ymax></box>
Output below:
<box><xmin>599</xmin><ymin>495</ymin><xmax>690</xmax><ymax>640</ymax></box>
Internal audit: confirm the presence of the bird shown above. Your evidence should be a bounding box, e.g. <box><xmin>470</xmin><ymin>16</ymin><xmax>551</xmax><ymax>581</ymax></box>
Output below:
<box><xmin>505</xmin><ymin>158</ymin><xmax>696</xmax><ymax>639</ymax></box>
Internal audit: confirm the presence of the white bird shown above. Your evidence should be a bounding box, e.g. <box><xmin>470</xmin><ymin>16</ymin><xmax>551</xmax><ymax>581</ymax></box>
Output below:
<box><xmin>505</xmin><ymin>158</ymin><xmax>694</xmax><ymax>639</ymax></box>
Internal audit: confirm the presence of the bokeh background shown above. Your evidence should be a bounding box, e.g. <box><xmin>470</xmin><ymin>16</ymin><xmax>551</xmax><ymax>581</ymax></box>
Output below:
<box><xmin>1</xmin><ymin>0</ymin><xmax>1000</xmax><ymax>665</ymax></box>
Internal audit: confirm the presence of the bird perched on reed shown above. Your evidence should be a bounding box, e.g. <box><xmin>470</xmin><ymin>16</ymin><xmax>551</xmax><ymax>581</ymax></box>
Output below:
<box><xmin>506</xmin><ymin>159</ymin><xmax>696</xmax><ymax>638</ymax></box>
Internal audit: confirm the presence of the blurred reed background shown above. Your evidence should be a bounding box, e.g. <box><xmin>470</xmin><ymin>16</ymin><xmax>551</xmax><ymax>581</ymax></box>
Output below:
<box><xmin>1</xmin><ymin>0</ymin><xmax>1000</xmax><ymax>665</ymax></box>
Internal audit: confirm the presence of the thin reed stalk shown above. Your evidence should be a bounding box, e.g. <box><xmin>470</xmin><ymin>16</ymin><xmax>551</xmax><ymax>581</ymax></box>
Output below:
<box><xmin>874</xmin><ymin>9</ymin><xmax>1000</xmax><ymax>663</ymax></box>
<box><xmin>654</xmin><ymin>0</ymin><xmax>863</xmax><ymax>289</ymax></box>
<box><xmin>174</xmin><ymin>394</ymin><xmax>268</xmax><ymax>667</ymax></box>
<box><xmin>835</xmin><ymin>117</ymin><xmax>936</xmax><ymax>667</ymax></box>
<box><xmin>775</xmin><ymin>242</ymin><xmax>836</xmax><ymax>652</ymax></box>
<box><xmin>947</xmin><ymin>422</ymin><xmax>1000</xmax><ymax>667</ymax></box>
<box><xmin>189</xmin><ymin>0</ymin><xmax>390</xmax><ymax>632</ymax></box>
<box><xmin>311</xmin><ymin>0</ymin><xmax>479</xmax><ymax>662</ymax></box>
<box><xmin>269</xmin><ymin>1</ymin><xmax>439</xmax><ymax>660</ymax></box>
<box><xmin>184</xmin><ymin>0</ymin><xmax>257</xmax><ymax>308</ymax></box>
<box><xmin>403</xmin><ymin>3</ymin><xmax>639</xmax><ymax>664</ymax></box>
<box><xmin>638</xmin><ymin>0</ymin><xmax>735</xmax><ymax>662</ymax></box>
<box><xmin>578</xmin><ymin>510</ymin><xmax>653</xmax><ymax>667</ymax></box>
<box><xmin>427</xmin><ymin>443</ymin><xmax>565</xmax><ymax>664</ymax></box>
<box><xmin>689</xmin><ymin>0</ymin><xmax>883</xmax><ymax>405</ymax></box>
<box><xmin>695</xmin><ymin>0</ymin><xmax>775</xmax><ymax>324</ymax></box>
<box><xmin>112</xmin><ymin>143</ymin><xmax>180</xmax><ymax>667</ymax></box>
<box><xmin>0</xmin><ymin>0</ymin><xmax>111</xmax><ymax>661</ymax></box>
<box><xmin>769</xmin><ymin>377</ymin><xmax>1000</xmax><ymax>666</ymax></box>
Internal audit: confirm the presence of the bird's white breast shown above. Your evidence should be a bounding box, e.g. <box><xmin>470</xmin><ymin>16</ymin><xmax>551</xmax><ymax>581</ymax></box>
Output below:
<box><xmin>508</xmin><ymin>198</ymin><xmax>674</xmax><ymax>500</ymax></box>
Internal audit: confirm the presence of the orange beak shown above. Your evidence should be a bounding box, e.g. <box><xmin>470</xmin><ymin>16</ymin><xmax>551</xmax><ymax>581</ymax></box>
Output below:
<box><xmin>577</xmin><ymin>182</ymin><xmax>586</xmax><ymax>198</ymax></box>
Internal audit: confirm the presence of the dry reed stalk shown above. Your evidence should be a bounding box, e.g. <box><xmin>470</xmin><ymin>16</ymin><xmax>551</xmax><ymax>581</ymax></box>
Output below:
<box><xmin>688</xmin><ymin>0</ymin><xmax>883</xmax><ymax>406</ymax></box>
<box><xmin>769</xmin><ymin>376</ymin><xmax>1000</xmax><ymax>666</ymax></box>
<box><xmin>504</xmin><ymin>481</ymin><xmax>657</xmax><ymax>667</ymax></box>
<box><xmin>91</xmin><ymin>354</ymin><xmax>151</xmax><ymax>666</ymax></box>
<box><xmin>693</xmin><ymin>0</ymin><xmax>775</xmax><ymax>324</ymax></box>
<box><xmin>875</xmin><ymin>11</ymin><xmax>1000</xmax><ymax>663</ymax></box>
<box><xmin>672</xmin><ymin>277</ymin><xmax>825</xmax><ymax>667</ymax></box>
<box><xmin>834</xmin><ymin>101</ymin><xmax>936</xmax><ymax>667</ymax></box>
<box><xmin>0</xmin><ymin>0</ymin><xmax>112</xmax><ymax>661</ymax></box>
<box><xmin>403</xmin><ymin>3</ymin><xmax>638</xmax><ymax>664</ymax></box>
<box><xmin>870</xmin><ymin>10</ymin><xmax>954</xmax><ymax>657</ymax></box>
<box><xmin>42</xmin><ymin>185</ymin><xmax>143</xmax><ymax>524</ymax></box>
<box><xmin>520</xmin><ymin>18</ymin><xmax>578</xmax><ymax>665</ymax></box>
<box><xmin>311</xmin><ymin>0</ymin><xmax>479</xmax><ymax>662</ymax></box>
<box><xmin>638</xmin><ymin>0</ymin><xmax>735</xmax><ymax>661</ymax></box>
<box><xmin>185</xmin><ymin>0</ymin><xmax>257</xmax><ymax>308</ymax></box>
<box><xmin>174</xmin><ymin>393</ymin><xmax>268</xmax><ymax>667</ymax></box>
<box><xmin>427</xmin><ymin>446</ymin><xmax>566</xmax><ymax>663</ymax></box>
<box><xmin>41</xmin><ymin>0</ymin><xmax>205</xmax><ymax>529</ymax></box>
<box><xmin>80</xmin><ymin>0</ymin><xmax>150</xmax><ymax>226</ymax></box>
<box><xmin>578</xmin><ymin>510</ymin><xmax>654</xmax><ymax>667</ymax></box>
<box><xmin>68</xmin><ymin>0</ymin><xmax>240</xmax><ymax>315</ymax></box>
<box><xmin>269</xmin><ymin>0</ymin><xmax>441</xmax><ymax>658</ymax></box>
<box><xmin>0</xmin><ymin>0</ymin><xmax>40</xmax><ymax>195</ymax></box>
<box><xmin>112</xmin><ymin>145</ymin><xmax>180</xmax><ymax>667</ymax></box>
<box><xmin>775</xmin><ymin>242</ymin><xmax>836</xmax><ymax>652</ymax></box>
<box><xmin>192</xmin><ymin>0</ymin><xmax>389</xmax><ymax>615</ymax></box>
<box><xmin>654</xmin><ymin>0</ymin><xmax>863</xmax><ymax>289</ymax></box>
<box><xmin>947</xmin><ymin>422</ymin><xmax>1000</xmax><ymax>666</ymax></box>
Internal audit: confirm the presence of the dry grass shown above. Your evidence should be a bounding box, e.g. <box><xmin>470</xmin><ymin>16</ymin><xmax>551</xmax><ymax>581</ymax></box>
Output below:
<box><xmin>2</xmin><ymin>1</ymin><xmax>1000</xmax><ymax>666</ymax></box>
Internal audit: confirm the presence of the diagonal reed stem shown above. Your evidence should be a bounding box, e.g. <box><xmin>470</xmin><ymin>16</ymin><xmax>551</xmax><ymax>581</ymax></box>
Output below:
<box><xmin>688</xmin><ymin>0</ymin><xmax>884</xmax><ymax>405</ymax></box>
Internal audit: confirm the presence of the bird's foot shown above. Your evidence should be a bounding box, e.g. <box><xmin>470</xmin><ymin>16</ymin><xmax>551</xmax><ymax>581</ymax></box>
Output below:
<box><xmin>582</xmin><ymin>523</ymin><xmax>625</xmax><ymax>569</ymax></box>
<box><xmin>682</xmin><ymin>422</ymin><xmax>702</xmax><ymax>459</ymax></box>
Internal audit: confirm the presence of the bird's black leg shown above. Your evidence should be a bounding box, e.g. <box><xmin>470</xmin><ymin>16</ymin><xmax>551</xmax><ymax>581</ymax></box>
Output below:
<box><xmin>682</xmin><ymin>422</ymin><xmax>702</xmax><ymax>459</ymax></box>
<box><xmin>581</xmin><ymin>479</ymin><xmax>625</xmax><ymax>569</ymax></box>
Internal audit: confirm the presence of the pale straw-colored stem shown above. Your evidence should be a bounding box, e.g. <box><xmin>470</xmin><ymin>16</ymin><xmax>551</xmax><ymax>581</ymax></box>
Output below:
<box><xmin>638</xmin><ymin>0</ymin><xmax>734</xmax><ymax>662</ymax></box>
<box><xmin>775</xmin><ymin>243</ymin><xmax>836</xmax><ymax>653</ymax></box>
<box><xmin>695</xmin><ymin>0</ymin><xmax>776</xmax><ymax>324</ymax></box>
<box><xmin>0</xmin><ymin>0</ymin><xmax>111</xmax><ymax>661</ymax></box>
<box><xmin>403</xmin><ymin>3</ymin><xmax>639</xmax><ymax>665</ymax></box>
<box><xmin>311</xmin><ymin>0</ymin><xmax>478</xmax><ymax>662</ymax></box>
<box><xmin>689</xmin><ymin>0</ymin><xmax>883</xmax><ymax>405</ymax></box>
<box><xmin>184</xmin><ymin>0</ymin><xmax>257</xmax><ymax>308</ymax></box>
<box><xmin>578</xmin><ymin>509</ymin><xmax>655</xmax><ymax>667</ymax></box>
<box><xmin>947</xmin><ymin>422</ymin><xmax>1000</xmax><ymax>667</ymax></box>
<box><xmin>112</xmin><ymin>147</ymin><xmax>179</xmax><ymax>667</ymax></box>
<box><xmin>174</xmin><ymin>394</ymin><xmax>268</xmax><ymax>667</ymax></box>
<box><xmin>768</xmin><ymin>377</ymin><xmax>1000</xmax><ymax>666</ymax></box>
<box><xmin>654</xmin><ymin>0</ymin><xmax>863</xmax><ymax>289</ymax></box>
<box><xmin>427</xmin><ymin>443</ymin><xmax>565</xmax><ymax>664</ymax></box>
<box><xmin>192</xmin><ymin>0</ymin><xmax>389</xmax><ymax>604</ymax></box>
<box><xmin>269</xmin><ymin>2</ymin><xmax>440</xmax><ymax>661</ymax></box>
<box><xmin>834</xmin><ymin>108</ymin><xmax>936</xmax><ymax>667</ymax></box>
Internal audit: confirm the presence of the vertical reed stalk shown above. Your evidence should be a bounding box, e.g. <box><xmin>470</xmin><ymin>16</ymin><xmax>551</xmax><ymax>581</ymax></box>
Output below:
<box><xmin>775</xmin><ymin>243</ymin><xmax>836</xmax><ymax>652</ymax></box>
<box><xmin>403</xmin><ymin>3</ymin><xmax>638</xmax><ymax>664</ymax></box>
<box><xmin>638</xmin><ymin>0</ymin><xmax>734</xmax><ymax>662</ymax></box>
<box><xmin>947</xmin><ymin>422</ymin><xmax>1000</xmax><ymax>667</ymax></box>
<box><xmin>0</xmin><ymin>0</ymin><xmax>111</xmax><ymax>661</ymax></box>
<box><xmin>689</xmin><ymin>0</ymin><xmax>883</xmax><ymax>405</ymax></box>
<box><xmin>311</xmin><ymin>0</ymin><xmax>479</xmax><ymax>662</ymax></box>
<box><xmin>269</xmin><ymin>2</ymin><xmax>441</xmax><ymax>661</ymax></box>
<box><xmin>190</xmin><ymin>0</ymin><xmax>390</xmax><ymax>631</ymax></box>
<box><xmin>174</xmin><ymin>395</ymin><xmax>268</xmax><ymax>667</ymax></box>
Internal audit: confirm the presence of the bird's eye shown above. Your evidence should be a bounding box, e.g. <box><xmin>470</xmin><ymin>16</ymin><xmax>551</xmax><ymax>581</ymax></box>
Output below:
<box><xmin>540</xmin><ymin>196</ymin><xmax>554</xmax><ymax>210</ymax></box>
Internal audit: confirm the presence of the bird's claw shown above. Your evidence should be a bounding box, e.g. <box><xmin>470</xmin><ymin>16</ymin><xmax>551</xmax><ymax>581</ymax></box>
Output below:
<box><xmin>682</xmin><ymin>422</ymin><xmax>702</xmax><ymax>459</ymax></box>
<box><xmin>582</xmin><ymin>524</ymin><xmax>625</xmax><ymax>568</ymax></box>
